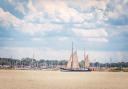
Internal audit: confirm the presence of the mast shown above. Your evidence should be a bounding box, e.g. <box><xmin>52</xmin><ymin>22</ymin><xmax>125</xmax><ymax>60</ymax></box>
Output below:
<box><xmin>84</xmin><ymin>49</ymin><xmax>86</xmax><ymax>69</ymax></box>
<box><xmin>71</xmin><ymin>41</ymin><xmax>73</xmax><ymax>69</ymax></box>
<box><xmin>110</xmin><ymin>58</ymin><xmax>112</xmax><ymax>68</ymax></box>
<box><xmin>31</xmin><ymin>49</ymin><xmax>35</xmax><ymax>68</ymax></box>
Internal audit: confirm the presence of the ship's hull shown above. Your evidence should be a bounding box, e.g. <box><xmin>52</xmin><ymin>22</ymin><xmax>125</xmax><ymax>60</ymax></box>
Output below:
<box><xmin>60</xmin><ymin>68</ymin><xmax>91</xmax><ymax>72</ymax></box>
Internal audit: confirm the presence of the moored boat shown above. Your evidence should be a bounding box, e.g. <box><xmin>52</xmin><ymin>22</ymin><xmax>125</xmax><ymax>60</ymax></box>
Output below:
<box><xmin>60</xmin><ymin>42</ymin><xmax>91</xmax><ymax>72</ymax></box>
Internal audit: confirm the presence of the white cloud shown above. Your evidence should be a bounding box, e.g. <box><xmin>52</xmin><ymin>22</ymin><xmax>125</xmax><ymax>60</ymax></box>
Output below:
<box><xmin>105</xmin><ymin>0</ymin><xmax>128</xmax><ymax>19</ymax></box>
<box><xmin>38</xmin><ymin>0</ymin><xmax>78</xmax><ymax>22</ymax></box>
<box><xmin>6</xmin><ymin>0</ymin><xmax>109</xmax><ymax>24</ymax></box>
<box><xmin>15</xmin><ymin>3</ymin><xmax>26</xmax><ymax>15</ymax></box>
<box><xmin>68</xmin><ymin>0</ymin><xmax>109</xmax><ymax>23</ymax></box>
<box><xmin>0</xmin><ymin>8</ymin><xmax>22</xmax><ymax>27</ymax></box>
<box><xmin>69</xmin><ymin>0</ymin><xmax>109</xmax><ymax>11</ymax></box>
<box><xmin>6</xmin><ymin>0</ymin><xmax>26</xmax><ymax>15</ymax></box>
<box><xmin>20</xmin><ymin>23</ymin><xmax>63</xmax><ymax>35</ymax></box>
<box><xmin>6</xmin><ymin>0</ymin><xmax>15</xmax><ymax>5</ymax></box>
<box><xmin>24</xmin><ymin>0</ymin><xmax>86</xmax><ymax>23</ymax></box>
<box><xmin>5</xmin><ymin>0</ymin><xmax>109</xmax><ymax>24</ymax></box>
<box><xmin>27</xmin><ymin>0</ymin><xmax>37</xmax><ymax>13</ymax></box>
<box><xmin>86</xmin><ymin>38</ymin><xmax>108</xmax><ymax>43</ymax></box>
<box><xmin>0</xmin><ymin>7</ymin><xmax>63</xmax><ymax>36</ymax></box>
<box><xmin>72</xmin><ymin>28</ymin><xmax>108</xmax><ymax>38</ymax></box>
<box><xmin>72</xmin><ymin>28</ymin><xmax>108</xmax><ymax>42</ymax></box>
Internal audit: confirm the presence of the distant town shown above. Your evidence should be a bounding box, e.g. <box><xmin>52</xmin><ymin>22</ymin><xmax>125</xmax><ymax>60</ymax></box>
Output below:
<box><xmin>0</xmin><ymin>57</ymin><xmax>128</xmax><ymax>72</ymax></box>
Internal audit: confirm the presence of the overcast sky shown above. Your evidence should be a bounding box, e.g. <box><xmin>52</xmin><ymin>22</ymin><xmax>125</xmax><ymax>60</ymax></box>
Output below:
<box><xmin>0</xmin><ymin>0</ymin><xmax>128</xmax><ymax>62</ymax></box>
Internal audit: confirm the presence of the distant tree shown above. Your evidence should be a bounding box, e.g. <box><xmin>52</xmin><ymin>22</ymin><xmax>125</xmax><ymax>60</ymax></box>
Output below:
<box><xmin>58</xmin><ymin>60</ymin><xmax>67</xmax><ymax>65</ymax></box>
<box><xmin>79</xmin><ymin>60</ymin><xmax>84</xmax><ymax>68</ymax></box>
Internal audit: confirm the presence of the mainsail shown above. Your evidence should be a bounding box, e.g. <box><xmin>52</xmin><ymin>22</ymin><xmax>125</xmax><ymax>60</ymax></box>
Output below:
<box><xmin>67</xmin><ymin>51</ymin><xmax>80</xmax><ymax>69</ymax></box>
<box><xmin>84</xmin><ymin>51</ymin><xmax>90</xmax><ymax>68</ymax></box>
<box><xmin>72</xmin><ymin>51</ymin><xmax>80</xmax><ymax>69</ymax></box>
<box><xmin>66</xmin><ymin>43</ymin><xmax>80</xmax><ymax>69</ymax></box>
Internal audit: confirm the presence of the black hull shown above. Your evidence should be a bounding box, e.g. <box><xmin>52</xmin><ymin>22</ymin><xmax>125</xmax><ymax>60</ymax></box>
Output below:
<box><xmin>60</xmin><ymin>68</ymin><xmax>91</xmax><ymax>72</ymax></box>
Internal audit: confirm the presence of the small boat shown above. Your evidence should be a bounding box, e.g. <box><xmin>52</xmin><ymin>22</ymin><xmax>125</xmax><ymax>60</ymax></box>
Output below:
<box><xmin>60</xmin><ymin>42</ymin><xmax>91</xmax><ymax>72</ymax></box>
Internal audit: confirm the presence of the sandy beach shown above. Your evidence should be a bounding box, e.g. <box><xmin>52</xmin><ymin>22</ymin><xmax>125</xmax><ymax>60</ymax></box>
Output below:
<box><xmin>0</xmin><ymin>70</ymin><xmax>128</xmax><ymax>89</ymax></box>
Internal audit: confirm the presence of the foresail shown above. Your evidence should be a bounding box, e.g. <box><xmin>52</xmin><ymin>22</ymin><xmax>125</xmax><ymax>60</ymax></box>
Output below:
<box><xmin>67</xmin><ymin>53</ymin><xmax>73</xmax><ymax>69</ymax></box>
<box><xmin>84</xmin><ymin>54</ymin><xmax>90</xmax><ymax>68</ymax></box>
<box><xmin>72</xmin><ymin>51</ymin><xmax>80</xmax><ymax>69</ymax></box>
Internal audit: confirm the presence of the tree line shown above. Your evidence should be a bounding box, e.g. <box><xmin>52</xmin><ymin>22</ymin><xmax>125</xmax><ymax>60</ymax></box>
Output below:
<box><xmin>0</xmin><ymin>57</ymin><xmax>67</xmax><ymax>69</ymax></box>
<box><xmin>0</xmin><ymin>57</ymin><xmax>128</xmax><ymax>69</ymax></box>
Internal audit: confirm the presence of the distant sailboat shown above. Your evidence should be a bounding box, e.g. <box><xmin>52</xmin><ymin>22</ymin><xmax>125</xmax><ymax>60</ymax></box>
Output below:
<box><xmin>60</xmin><ymin>42</ymin><xmax>91</xmax><ymax>72</ymax></box>
<box><xmin>84</xmin><ymin>51</ymin><xmax>90</xmax><ymax>69</ymax></box>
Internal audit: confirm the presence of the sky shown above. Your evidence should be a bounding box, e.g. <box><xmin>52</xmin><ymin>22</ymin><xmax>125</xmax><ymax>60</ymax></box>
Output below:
<box><xmin>0</xmin><ymin>0</ymin><xmax>128</xmax><ymax>62</ymax></box>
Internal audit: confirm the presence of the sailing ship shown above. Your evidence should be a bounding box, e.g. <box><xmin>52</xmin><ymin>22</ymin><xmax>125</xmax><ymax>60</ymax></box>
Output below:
<box><xmin>60</xmin><ymin>43</ymin><xmax>91</xmax><ymax>72</ymax></box>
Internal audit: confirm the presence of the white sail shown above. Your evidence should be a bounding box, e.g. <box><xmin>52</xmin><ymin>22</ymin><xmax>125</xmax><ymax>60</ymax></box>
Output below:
<box><xmin>66</xmin><ymin>42</ymin><xmax>80</xmax><ymax>69</ymax></box>
<box><xmin>67</xmin><ymin>51</ymin><xmax>80</xmax><ymax>69</ymax></box>
<box><xmin>72</xmin><ymin>51</ymin><xmax>80</xmax><ymax>69</ymax></box>
<box><xmin>84</xmin><ymin>52</ymin><xmax>90</xmax><ymax>68</ymax></box>
<box><xmin>67</xmin><ymin>53</ymin><xmax>73</xmax><ymax>69</ymax></box>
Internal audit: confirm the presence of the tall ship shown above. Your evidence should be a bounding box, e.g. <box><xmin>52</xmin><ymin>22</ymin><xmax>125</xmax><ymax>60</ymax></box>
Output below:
<box><xmin>60</xmin><ymin>43</ymin><xmax>91</xmax><ymax>72</ymax></box>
